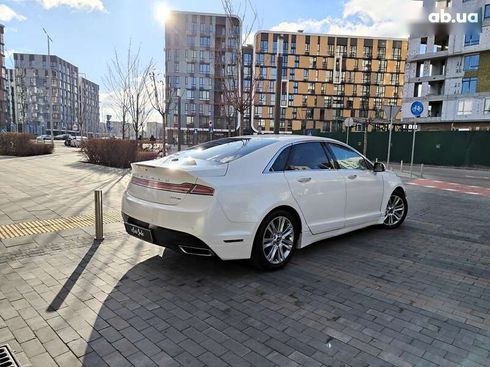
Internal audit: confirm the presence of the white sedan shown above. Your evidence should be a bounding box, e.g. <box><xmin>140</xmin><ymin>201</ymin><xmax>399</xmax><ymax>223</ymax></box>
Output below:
<box><xmin>122</xmin><ymin>136</ymin><xmax>407</xmax><ymax>270</ymax></box>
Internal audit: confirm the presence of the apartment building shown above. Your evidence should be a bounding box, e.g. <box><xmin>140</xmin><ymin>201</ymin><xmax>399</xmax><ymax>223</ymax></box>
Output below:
<box><xmin>252</xmin><ymin>31</ymin><xmax>408</xmax><ymax>133</ymax></box>
<box><xmin>242</xmin><ymin>44</ymin><xmax>254</xmax><ymax>133</ymax></box>
<box><xmin>79</xmin><ymin>76</ymin><xmax>100</xmax><ymax>135</ymax></box>
<box><xmin>402</xmin><ymin>0</ymin><xmax>490</xmax><ymax>130</ymax></box>
<box><xmin>12</xmin><ymin>53</ymin><xmax>100</xmax><ymax>135</ymax></box>
<box><xmin>0</xmin><ymin>25</ymin><xmax>8</xmax><ymax>131</ymax></box>
<box><xmin>165</xmin><ymin>10</ymin><xmax>241</xmax><ymax>132</ymax></box>
<box><xmin>13</xmin><ymin>53</ymin><xmax>79</xmax><ymax>134</ymax></box>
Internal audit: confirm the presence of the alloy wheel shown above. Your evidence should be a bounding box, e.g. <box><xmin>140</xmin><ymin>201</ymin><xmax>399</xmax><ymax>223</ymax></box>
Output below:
<box><xmin>384</xmin><ymin>194</ymin><xmax>405</xmax><ymax>226</ymax></box>
<box><xmin>262</xmin><ymin>216</ymin><xmax>294</xmax><ymax>265</ymax></box>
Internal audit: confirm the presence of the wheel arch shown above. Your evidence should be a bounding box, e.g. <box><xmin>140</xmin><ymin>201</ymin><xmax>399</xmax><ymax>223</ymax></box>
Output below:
<box><xmin>393</xmin><ymin>186</ymin><xmax>407</xmax><ymax>197</ymax></box>
<box><xmin>257</xmin><ymin>205</ymin><xmax>303</xmax><ymax>248</ymax></box>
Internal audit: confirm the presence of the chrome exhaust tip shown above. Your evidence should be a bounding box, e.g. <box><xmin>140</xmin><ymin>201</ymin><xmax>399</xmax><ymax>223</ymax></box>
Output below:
<box><xmin>178</xmin><ymin>245</ymin><xmax>213</xmax><ymax>257</ymax></box>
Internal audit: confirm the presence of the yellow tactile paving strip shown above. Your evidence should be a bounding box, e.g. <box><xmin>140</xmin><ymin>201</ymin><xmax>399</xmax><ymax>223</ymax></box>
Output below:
<box><xmin>0</xmin><ymin>211</ymin><xmax>122</xmax><ymax>240</ymax></box>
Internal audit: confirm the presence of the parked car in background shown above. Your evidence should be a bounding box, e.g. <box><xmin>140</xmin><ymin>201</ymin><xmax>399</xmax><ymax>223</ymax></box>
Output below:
<box><xmin>70</xmin><ymin>136</ymin><xmax>88</xmax><ymax>147</ymax></box>
<box><xmin>54</xmin><ymin>133</ymin><xmax>71</xmax><ymax>140</ymax></box>
<box><xmin>36</xmin><ymin>134</ymin><xmax>52</xmax><ymax>142</ymax></box>
<box><xmin>122</xmin><ymin>136</ymin><xmax>408</xmax><ymax>270</ymax></box>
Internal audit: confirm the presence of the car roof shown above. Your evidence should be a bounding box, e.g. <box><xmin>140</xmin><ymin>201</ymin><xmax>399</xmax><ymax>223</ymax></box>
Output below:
<box><xmin>237</xmin><ymin>134</ymin><xmax>339</xmax><ymax>144</ymax></box>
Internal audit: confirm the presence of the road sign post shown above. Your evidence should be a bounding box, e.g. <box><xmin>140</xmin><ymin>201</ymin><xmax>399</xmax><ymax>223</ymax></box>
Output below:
<box><xmin>343</xmin><ymin>118</ymin><xmax>354</xmax><ymax>146</ymax></box>
<box><xmin>409</xmin><ymin>102</ymin><xmax>423</xmax><ymax>177</ymax></box>
<box><xmin>383</xmin><ymin>105</ymin><xmax>401</xmax><ymax>169</ymax></box>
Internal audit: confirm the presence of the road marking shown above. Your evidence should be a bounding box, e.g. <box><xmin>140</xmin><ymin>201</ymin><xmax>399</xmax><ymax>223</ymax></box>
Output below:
<box><xmin>0</xmin><ymin>211</ymin><xmax>122</xmax><ymax>240</ymax></box>
<box><xmin>407</xmin><ymin>179</ymin><xmax>490</xmax><ymax>197</ymax></box>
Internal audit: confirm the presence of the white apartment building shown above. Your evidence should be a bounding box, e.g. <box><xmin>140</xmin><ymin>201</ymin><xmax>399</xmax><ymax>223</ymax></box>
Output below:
<box><xmin>402</xmin><ymin>0</ymin><xmax>490</xmax><ymax>130</ymax></box>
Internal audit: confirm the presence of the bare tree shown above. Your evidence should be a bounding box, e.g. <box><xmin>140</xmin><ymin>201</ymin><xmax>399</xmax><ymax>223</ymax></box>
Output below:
<box><xmin>126</xmin><ymin>47</ymin><xmax>154</xmax><ymax>139</ymax></box>
<box><xmin>103</xmin><ymin>48</ymin><xmax>131</xmax><ymax>139</ymax></box>
<box><xmin>220</xmin><ymin>0</ymin><xmax>258</xmax><ymax>136</ymax></box>
<box><xmin>15</xmin><ymin>69</ymin><xmax>30</xmax><ymax>133</ymax></box>
<box><xmin>146</xmin><ymin>71</ymin><xmax>175</xmax><ymax>156</ymax></box>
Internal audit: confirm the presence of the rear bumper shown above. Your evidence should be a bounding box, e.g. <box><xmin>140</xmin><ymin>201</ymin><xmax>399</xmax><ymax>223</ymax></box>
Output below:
<box><xmin>123</xmin><ymin>213</ymin><xmax>215</xmax><ymax>256</ymax></box>
<box><xmin>121</xmin><ymin>190</ymin><xmax>256</xmax><ymax>260</ymax></box>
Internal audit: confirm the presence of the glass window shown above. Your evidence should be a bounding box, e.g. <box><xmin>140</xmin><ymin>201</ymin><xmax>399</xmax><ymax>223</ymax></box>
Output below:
<box><xmin>163</xmin><ymin>138</ymin><xmax>278</xmax><ymax>165</ymax></box>
<box><xmin>464</xmin><ymin>30</ymin><xmax>480</xmax><ymax>47</ymax></box>
<box><xmin>457</xmin><ymin>99</ymin><xmax>473</xmax><ymax>115</ymax></box>
<box><xmin>285</xmin><ymin>143</ymin><xmax>332</xmax><ymax>170</ymax></box>
<box><xmin>329</xmin><ymin>144</ymin><xmax>371</xmax><ymax>170</ymax></box>
<box><xmin>463</xmin><ymin>54</ymin><xmax>479</xmax><ymax>71</ymax></box>
<box><xmin>482</xmin><ymin>98</ymin><xmax>490</xmax><ymax>114</ymax></box>
<box><xmin>485</xmin><ymin>5</ymin><xmax>490</xmax><ymax>19</ymax></box>
<box><xmin>270</xmin><ymin>146</ymin><xmax>291</xmax><ymax>172</ymax></box>
<box><xmin>461</xmin><ymin>77</ymin><xmax>477</xmax><ymax>94</ymax></box>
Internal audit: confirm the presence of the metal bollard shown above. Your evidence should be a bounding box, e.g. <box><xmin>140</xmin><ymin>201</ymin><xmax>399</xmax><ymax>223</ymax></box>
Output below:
<box><xmin>94</xmin><ymin>189</ymin><xmax>104</xmax><ymax>241</ymax></box>
<box><xmin>400</xmin><ymin>160</ymin><xmax>403</xmax><ymax>173</ymax></box>
<box><xmin>420</xmin><ymin>163</ymin><xmax>424</xmax><ymax>178</ymax></box>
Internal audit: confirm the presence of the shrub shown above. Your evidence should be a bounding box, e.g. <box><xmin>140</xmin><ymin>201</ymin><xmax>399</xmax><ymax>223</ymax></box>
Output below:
<box><xmin>81</xmin><ymin>139</ymin><xmax>157</xmax><ymax>168</ymax></box>
<box><xmin>136</xmin><ymin>151</ymin><xmax>159</xmax><ymax>162</ymax></box>
<box><xmin>0</xmin><ymin>133</ymin><xmax>53</xmax><ymax>156</ymax></box>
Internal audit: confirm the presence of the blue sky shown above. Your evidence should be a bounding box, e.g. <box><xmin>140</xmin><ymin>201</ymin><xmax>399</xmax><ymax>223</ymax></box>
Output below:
<box><xmin>0</xmin><ymin>0</ymin><xmax>418</xmax><ymax>118</ymax></box>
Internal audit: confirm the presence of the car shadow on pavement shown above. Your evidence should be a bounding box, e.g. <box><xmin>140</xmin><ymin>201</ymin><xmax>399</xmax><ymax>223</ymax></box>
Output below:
<box><xmin>79</xmin><ymin>231</ymin><xmax>367</xmax><ymax>367</ymax></box>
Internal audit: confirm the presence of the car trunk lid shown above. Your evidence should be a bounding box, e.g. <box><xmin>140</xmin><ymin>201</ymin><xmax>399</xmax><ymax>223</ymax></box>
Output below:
<box><xmin>128</xmin><ymin>158</ymin><xmax>226</xmax><ymax>205</ymax></box>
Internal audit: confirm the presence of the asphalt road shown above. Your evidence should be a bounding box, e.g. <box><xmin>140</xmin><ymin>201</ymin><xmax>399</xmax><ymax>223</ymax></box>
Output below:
<box><xmin>388</xmin><ymin>162</ymin><xmax>490</xmax><ymax>188</ymax></box>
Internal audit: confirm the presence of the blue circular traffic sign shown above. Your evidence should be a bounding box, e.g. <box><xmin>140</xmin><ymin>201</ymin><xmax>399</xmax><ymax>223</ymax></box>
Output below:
<box><xmin>411</xmin><ymin>101</ymin><xmax>424</xmax><ymax>117</ymax></box>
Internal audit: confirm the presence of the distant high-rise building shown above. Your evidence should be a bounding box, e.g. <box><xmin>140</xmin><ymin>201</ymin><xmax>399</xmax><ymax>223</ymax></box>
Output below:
<box><xmin>79</xmin><ymin>76</ymin><xmax>100</xmax><ymax>136</ymax></box>
<box><xmin>12</xmin><ymin>53</ymin><xmax>99</xmax><ymax>135</ymax></box>
<box><xmin>402</xmin><ymin>0</ymin><xmax>490</xmax><ymax>131</ymax></box>
<box><xmin>252</xmin><ymin>31</ymin><xmax>408</xmax><ymax>133</ymax></box>
<box><xmin>165</xmin><ymin>10</ymin><xmax>241</xmax><ymax>134</ymax></box>
<box><xmin>0</xmin><ymin>24</ymin><xmax>8</xmax><ymax>131</ymax></box>
<box><xmin>14</xmin><ymin>53</ymin><xmax>79</xmax><ymax>134</ymax></box>
<box><xmin>242</xmin><ymin>44</ymin><xmax>254</xmax><ymax>133</ymax></box>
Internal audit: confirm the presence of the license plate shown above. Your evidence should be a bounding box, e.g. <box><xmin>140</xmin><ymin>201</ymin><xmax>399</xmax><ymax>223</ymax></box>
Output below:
<box><xmin>124</xmin><ymin>223</ymin><xmax>153</xmax><ymax>243</ymax></box>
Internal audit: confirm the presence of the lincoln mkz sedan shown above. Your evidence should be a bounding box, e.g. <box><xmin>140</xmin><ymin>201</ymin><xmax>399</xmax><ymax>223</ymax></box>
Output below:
<box><xmin>122</xmin><ymin>136</ymin><xmax>407</xmax><ymax>270</ymax></box>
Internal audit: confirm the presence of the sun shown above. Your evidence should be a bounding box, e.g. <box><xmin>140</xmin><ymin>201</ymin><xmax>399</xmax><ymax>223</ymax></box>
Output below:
<box><xmin>155</xmin><ymin>2</ymin><xmax>172</xmax><ymax>26</ymax></box>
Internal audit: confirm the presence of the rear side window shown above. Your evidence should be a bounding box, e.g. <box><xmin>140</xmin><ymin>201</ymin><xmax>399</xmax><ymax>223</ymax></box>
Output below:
<box><xmin>270</xmin><ymin>146</ymin><xmax>291</xmax><ymax>172</ymax></box>
<box><xmin>163</xmin><ymin>138</ymin><xmax>278</xmax><ymax>165</ymax></box>
<box><xmin>286</xmin><ymin>143</ymin><xmax>333</xmax><ymax>170</ymax></box>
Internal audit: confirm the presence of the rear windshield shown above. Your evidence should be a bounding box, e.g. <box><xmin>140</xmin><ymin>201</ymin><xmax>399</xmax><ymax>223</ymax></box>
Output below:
<box><xmin>162</xmin><ymin>138</ymin><xmax>278</xmax><ymax>165</ymax></box>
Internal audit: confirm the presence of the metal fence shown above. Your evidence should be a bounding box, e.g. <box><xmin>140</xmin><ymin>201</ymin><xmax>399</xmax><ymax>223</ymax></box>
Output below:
<box><xmin>302</xmin><ymin>130</ymin><xmax>490</xmax><ymax>167</ymax></box>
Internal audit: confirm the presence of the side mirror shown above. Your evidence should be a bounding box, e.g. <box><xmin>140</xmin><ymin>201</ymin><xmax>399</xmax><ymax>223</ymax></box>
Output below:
<box><xmin>373</xmin><ymin>162</ymin><xmax>385</xmax><ymax>172</ymax></box>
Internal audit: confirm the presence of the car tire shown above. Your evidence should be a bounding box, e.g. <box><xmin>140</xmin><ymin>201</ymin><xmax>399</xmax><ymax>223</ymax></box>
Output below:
<box><xmin>251</xmin><ymin>210</ymin><xmax>298</xmax><ymax>271</ymax></box>
<box><xmin>382</xmin><ymin>190</ymin><xmax>408</xmax><ymax>229</ymax></box>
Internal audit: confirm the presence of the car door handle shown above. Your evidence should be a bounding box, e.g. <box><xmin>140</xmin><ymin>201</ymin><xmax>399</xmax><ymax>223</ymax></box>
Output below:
<box><xmin>297</xmin><ymin>177</ymin><xmax>311</xmax><ymax>183</ymax></box>
<box><xmin>347</xmin><ymin>174</ymin><xmax>357</xmax><ymax>180</ymax></box>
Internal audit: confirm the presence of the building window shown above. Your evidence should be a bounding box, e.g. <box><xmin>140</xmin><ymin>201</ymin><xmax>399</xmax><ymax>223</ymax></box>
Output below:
<box><xmin>350</xmin><ymin>45</ymin><xmax>357</xmax><ymax>57</ymax></box>
<box><xmin>457</xmin><ymin>99</ymin><xmax>472</xmax><ymax>115</ymax></box>
<box><xmin>463</xmin><ymin>54</ymin><xmax>479</xmax><ymax>71</ymax></box>
<box><xmin>199</xmin><ymin>64</ymin><xmax>210</xmax><ymax>73</ymax></box>
<box><xmin>461</xmin><ymin>77</ymin><xmax>477</xmax><ymax>94</ymax></box>
<box><xmin>199</xmin><ymin>90</ymin><xmax>209</xmax><ymax>101</ymax></box>
<box><xmin>257</xmin><ymin>54</ymin><xmax>264</xmax><ymax>65</ymax></box>
<box><xmin>485</xmin><ymin>4</ymin><xmax>490</xmax><ymax>19</ymax></box>
<box><xmin>293</xmin><ymin>82</ymin><xmax>298</xmax><ymax>94</ymax></box>
<box><xmin>260</xmin><ymin>40</ymin><xmax>268</xmax><ymax>52</ymax></box>
<box><xmin>484</xmin><ymin>98</ymin><xmax>490</xmax><ymax>114</ymax></box>
<box><xmin>392</xmin><ymin>47</ymin><xmax>401</xmax><ymax>60</ymax></box>
<box><xmin>464</xmin><ymin>30</ymin><xmax>480</xmax><ymax>47</ymax></box>
<box><xmin>200</xmin><ymin>37</ymin><xmax>210</xmax><ymax>47</ymax></box>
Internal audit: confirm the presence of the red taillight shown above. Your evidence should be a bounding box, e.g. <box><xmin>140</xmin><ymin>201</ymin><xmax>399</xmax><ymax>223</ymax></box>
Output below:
<box><xmin>189</xmin><ymin>184</ymin><xmax>215</xmax><ymax>196</ymax></box>
<box><xmin>131</xmin><ymin>177</ymin><xmax>214</xmax><ymax>196</ymax></box>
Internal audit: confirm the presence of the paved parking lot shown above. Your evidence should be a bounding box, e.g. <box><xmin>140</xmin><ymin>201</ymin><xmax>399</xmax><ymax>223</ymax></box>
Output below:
<box><xmin>0</xmin><ymin>146</ymin><xmax>489</xmax><ymax>367</ymax></box>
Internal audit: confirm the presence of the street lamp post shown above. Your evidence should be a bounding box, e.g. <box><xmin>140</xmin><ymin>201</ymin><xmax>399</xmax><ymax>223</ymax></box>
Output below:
<box><xmin>43</xmin><ymin>27</ymin><xmax>54</xmax><ymax>144</ymax></box>
<box><xmin>273</xmin><ymin>35</ymin><xmax>284</xmax><ymax>135</ymax></box>
<box><xmin>177</xmin><ymin>88</ymin><xmax>183</xmax><ymax>152</ymax></box>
